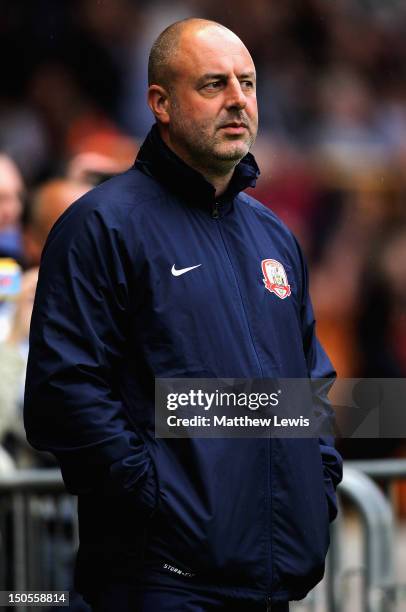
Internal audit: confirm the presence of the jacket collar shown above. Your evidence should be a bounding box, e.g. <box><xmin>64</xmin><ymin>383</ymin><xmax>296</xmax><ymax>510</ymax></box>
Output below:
<box><xmin>134</xmin><ymin>124</ymin><xmax>260</xmax><ymax>214</ymax></box>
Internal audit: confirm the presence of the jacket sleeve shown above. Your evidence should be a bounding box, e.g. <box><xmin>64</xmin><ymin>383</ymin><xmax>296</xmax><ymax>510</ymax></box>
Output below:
<box><xmin>24</xmin><ymin>202</ymin><xmax>157</xmax><ymax>514</ymax></box>
<box><xmin>296</xmin><ymin>239</ymin><xmax>343</xmax><ymax>522</ymax></box>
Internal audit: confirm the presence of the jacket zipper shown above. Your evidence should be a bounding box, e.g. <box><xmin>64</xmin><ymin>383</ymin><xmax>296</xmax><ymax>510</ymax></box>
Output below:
<box><xmin>211</xmin><ymin>201</ymin><xmax>263</xmax><ymax>377</ymax></box>
<box><xmin>212</xmin><ymin>202</ymin><xmax>220</xmax><ymax>219</ymax></box>
<box><xmin>266</xmin><ymin>596</ymin><xmax>272</xmax><ymax>611</ymax></box>
<box><xmin>212</xmin><ymin>200</ymin><xmax>273</xmax><ymax>603</ymax></box>
<box><xmin>267</xmin><ymin>435</ymin><xmax>273</xmax><ymax>601</ymax></box>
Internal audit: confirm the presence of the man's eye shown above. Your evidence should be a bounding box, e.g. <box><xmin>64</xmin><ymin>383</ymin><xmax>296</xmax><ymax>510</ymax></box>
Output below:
<box><xmin>241</xmin><ymin>80</ymin><xmax>254</xmax><ymax>89</ymax></box>
<box><xmin>204</xmin><ymin>81</ymin><xmax>222</xmax><ymax>91</ymax></box>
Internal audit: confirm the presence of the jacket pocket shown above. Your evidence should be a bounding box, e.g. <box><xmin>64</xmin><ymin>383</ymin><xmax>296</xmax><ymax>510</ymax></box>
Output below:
<box><xmin>144</xmin><ymin>438</ymin><xmax>269</xmax><ymax>590</ymax></box>
<box><xmin>270</xmin><ymin>438</ymin><xmax>330</xmax><ymax>595</ymax></box>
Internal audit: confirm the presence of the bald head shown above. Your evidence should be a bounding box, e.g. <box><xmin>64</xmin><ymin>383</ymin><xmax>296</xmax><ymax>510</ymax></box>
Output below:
<box><xmin>30</xmin><ymin>179</ymin><xmax>91</xmax><ymax>244</ymax></box>
<box><xmin>148</xmin><ymin>18</ymin><xmax>240</xmax><ymax>90</ymax></box>
<box><xmin>24</xmin><ymin>179</ymin><xmax>91</xmax><ymax>265</ymax></box>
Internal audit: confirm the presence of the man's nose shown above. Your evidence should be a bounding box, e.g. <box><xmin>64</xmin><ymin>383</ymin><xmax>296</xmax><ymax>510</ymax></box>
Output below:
<box><xmin>225</xmin><ymin>78</ymin><xmax>247</xmax><ymax>110</ymax></box>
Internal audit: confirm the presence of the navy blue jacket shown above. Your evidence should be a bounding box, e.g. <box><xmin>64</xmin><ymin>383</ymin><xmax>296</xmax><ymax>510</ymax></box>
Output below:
<box><xmin>24</xmin><ymin>125</ymin><xmax>342</xmax><ymax>605</ymax></box>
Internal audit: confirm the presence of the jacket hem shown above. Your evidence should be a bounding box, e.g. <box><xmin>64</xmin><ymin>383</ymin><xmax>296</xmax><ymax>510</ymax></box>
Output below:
<box><xmin>77</xmin><ymin>571</ymin><xmax>310</xmax><ymax>605</ymax></box>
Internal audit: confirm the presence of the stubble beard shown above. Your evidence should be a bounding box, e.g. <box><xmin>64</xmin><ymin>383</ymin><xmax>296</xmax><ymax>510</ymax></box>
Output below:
<box><xmin>169</xmin><ymin>114</ymin><xmax>255</xmax><ymax>177</ymax></box>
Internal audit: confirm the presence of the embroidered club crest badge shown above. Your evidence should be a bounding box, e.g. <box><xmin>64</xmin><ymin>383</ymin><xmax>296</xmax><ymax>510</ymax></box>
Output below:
<box><xmin>261</xmin><ymin>259</ymin><xmax>291</xmax><ymax>299</ymax></box>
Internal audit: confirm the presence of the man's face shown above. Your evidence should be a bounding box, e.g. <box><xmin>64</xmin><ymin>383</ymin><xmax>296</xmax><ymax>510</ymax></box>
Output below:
<box><xmin>0</xmin><ymin>157</ymin><xmax>23</xmax><ymax>230</ymax></box>
<box><xmin>165</xmin><ymin>26</ymin><xmax>258</xmax><ymax>173</ymax></box>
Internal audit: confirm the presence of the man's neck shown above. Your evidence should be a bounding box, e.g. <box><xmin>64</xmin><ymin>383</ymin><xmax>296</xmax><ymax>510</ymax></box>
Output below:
<box><xmin>159</xmin><ymin>128</ymin><xmax>236</xmax><ymax>197</ymax></box>
<box><xmin>194</xmin><ymin>167</ymin><xmax>234</xmax><ymax>197</ymax></box>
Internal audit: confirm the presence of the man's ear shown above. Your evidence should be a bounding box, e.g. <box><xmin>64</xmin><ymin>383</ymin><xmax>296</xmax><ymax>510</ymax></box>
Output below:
<box><xmin>148</xmin><ymin>85</ymin><xmax>170</xmax><ymax>124</ymax></box>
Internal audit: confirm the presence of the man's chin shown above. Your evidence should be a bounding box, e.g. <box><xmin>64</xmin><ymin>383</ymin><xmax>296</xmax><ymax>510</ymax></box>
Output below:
<box><xmin>214</xmin><ymin>142</ymin><xmax>250</xmax><ymax>162</ymax></box>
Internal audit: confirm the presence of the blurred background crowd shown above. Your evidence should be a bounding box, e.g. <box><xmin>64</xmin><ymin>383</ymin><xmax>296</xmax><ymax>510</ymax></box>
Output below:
<box><xmin>1</xmin><ymin>0</ymin><xmax>406</xmax><ymax>508</ymax></box>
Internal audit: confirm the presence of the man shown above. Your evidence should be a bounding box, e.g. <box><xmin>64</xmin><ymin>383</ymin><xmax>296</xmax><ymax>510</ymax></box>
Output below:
<box><xmin>24</xmin><ymin>18</ymin><xmax>342</xmax><ymax>612</ymax></box>
<box><xmin>22</xmin><ymin>178</ymin><xmax>93</xmax><ymax>267</ymax></box>
<box><xmin>0</xmin><ymin>178</ymin><xmax>92</xmax><ymax>470</ymax></box>
<box><xmin>0</xmin><ymin>154</ymin><xmax>24</xmax><ymax>262</ymax></box>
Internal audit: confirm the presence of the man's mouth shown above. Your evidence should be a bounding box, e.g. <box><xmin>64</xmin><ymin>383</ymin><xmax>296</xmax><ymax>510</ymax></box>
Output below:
<box><xmin>219</xmin><ymin>122</ymin><xmax>248</xmax><ymax>134</ymax></box>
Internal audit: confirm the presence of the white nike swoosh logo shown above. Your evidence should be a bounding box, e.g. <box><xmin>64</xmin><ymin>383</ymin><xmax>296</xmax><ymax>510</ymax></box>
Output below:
<box><xmin>171</xmin><ymin>264</ymin><xmax>202</xmax><ymax>277</ymax></box>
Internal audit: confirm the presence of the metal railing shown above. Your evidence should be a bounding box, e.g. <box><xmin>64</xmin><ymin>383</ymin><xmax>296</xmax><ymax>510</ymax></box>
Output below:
<box><xmin>292</xmin><ymin>460</ymin><xmax>406</xmax><ymax>612</ymax></box>
<box><xmin>328</xmin><ymin>468</ymin><xmax>396</xmax><ymax>612</ymax></box>
<box><xmin>0</xmin><ymin>470</ymin><xmax>77</xmax><ymax>611</ymax></box>
<box><xmin>0</xmin><ymin>461</ymin><xmax>405</xmax><ymax>611</ymax></box>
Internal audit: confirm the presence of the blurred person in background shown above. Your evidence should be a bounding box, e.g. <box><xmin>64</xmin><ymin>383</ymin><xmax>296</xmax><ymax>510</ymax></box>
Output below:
<box><xmin>0</xmin><ymin>103</ymin><xmax>49</xmax><ymax>184</ymax></box>
<box><xmin>0</xmin><ymin>154</ymin><xmax>25</xmax><ymax>377</ymax></box>
<box><xmin>358</xmin><ymin>224</ymin><xmax>406</xmax><ymax>379</ymax></box>
<box><xmin>65</xmin><ymin>128</ymin><xmax>138</xmax><ymax>186</ymax></box>
<box><xmin>313</xmin><ymin>68</ymin><xmax>389</xmax><ymax>173</ymax></box>
<box><xmin>22</xmin><ymin>179</ymin><xmax>93</xmax><ymax>268</ymax></box>
<box><xmin>0</xmin><ymin>154</ymin><xmax>24</xmax><ymax>264</ymax></box>
<box><xmin>0</xmin><ymin>179</ymin><xmax>91</xmax><ymax>470</ymax></box>
<box><xmin>0</xmin><ymin>154</ymin><xmax>24</xmax><ymax>470</ymax></box>
<box><xmin>354</xmin><ymin>225</ymin><xmax>406</xmax><ymax>472</ymax></box>
<box><xmin>0</xmin><ymin>266</ymin><xmax>38</xmax><ymax>473</ymax></box>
